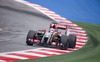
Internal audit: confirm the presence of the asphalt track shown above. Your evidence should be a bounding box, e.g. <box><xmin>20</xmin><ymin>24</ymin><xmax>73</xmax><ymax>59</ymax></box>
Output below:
<box><xmin>0</xmin><ymin>0</ymin><xmax>54</xmax><ymax>53</ymax></box>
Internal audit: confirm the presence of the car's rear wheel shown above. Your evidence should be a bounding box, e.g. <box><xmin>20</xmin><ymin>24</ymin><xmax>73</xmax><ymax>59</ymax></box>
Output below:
<box><xmin>60</xmin><ymin>35</ymin><xmax>69</xmax><ymax>50</ymax></box>
<box><xmin>68</xmin><ymin>34</ymin><xmax>76</xmax><ymax>48</ymax></box>
<box><xmin>26</xmin><ymin>30</ymin><xmax>36</xmax><ymax>46</ymax></box>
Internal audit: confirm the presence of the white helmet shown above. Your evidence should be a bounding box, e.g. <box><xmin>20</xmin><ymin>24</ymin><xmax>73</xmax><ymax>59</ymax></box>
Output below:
<box><xmin>50</xmin><ymin>28</ymin><xmax>55</xmax><ymax>32</ymax></box>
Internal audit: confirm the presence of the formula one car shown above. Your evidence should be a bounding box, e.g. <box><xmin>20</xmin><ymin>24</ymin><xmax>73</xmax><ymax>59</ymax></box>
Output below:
<box><xmin>26</xmin><ymin>21</ymin><xmax>76</xmax><ymax>50</ymax></box>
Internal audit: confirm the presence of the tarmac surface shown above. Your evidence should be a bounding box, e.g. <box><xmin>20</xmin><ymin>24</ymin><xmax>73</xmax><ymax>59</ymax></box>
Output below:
<box><xmin>0</xmin><ymin>0</ymin><xmax>53</xmax><ymax>52</ymax></box>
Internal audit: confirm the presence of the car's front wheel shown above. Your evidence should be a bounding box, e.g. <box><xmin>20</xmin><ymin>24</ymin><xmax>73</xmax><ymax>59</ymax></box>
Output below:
<box><xmin>26</xmin><ymin>30</ymin><xmax>36</xmax><ymax>46</ymax></box>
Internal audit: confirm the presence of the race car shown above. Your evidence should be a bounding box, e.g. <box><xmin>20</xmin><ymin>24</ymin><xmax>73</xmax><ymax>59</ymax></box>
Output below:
<box><xmin>26</xmin><ymin>21</ymin><xmax>77</xmax><ymax>50</ymax></box>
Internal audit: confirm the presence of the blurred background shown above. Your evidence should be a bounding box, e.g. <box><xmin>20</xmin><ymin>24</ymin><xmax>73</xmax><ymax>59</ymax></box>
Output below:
<box><xmin>26</xmin><ymin>0</ymin><xmax>100</xmax><ymax>24</ymax></box>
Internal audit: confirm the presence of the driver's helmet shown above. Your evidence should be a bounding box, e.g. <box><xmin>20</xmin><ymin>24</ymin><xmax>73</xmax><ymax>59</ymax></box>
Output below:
<box><xmin>49</xmin><ymin>28</ymin><xmax>55</xmax><ymax>32</ymax></box>
<box><xmin>52</xmin><ymin>24</ymin><xmax>57</xmax><ymax>29</ymax></box>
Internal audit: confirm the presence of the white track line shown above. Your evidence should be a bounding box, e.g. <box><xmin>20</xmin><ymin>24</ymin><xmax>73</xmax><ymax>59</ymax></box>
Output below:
<box><xmin>8</xmin><ymin>51</ymin><xmax>47</xmax><ymax>57</ymax></box>
<box><xmin>0</xmin><ymin>60</ymin><xmax>6</xmax><ymax>62</ymax></box>
<box><xmin>0</xmin><ymin>55</ymin><xmax>28</xmax><ymax>60</ymax></box>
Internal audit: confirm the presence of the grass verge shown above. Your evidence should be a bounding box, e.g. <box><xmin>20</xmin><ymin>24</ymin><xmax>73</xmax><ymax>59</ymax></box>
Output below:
<box><xmin>16</xmin><ymin>22</ymin><xmax>100</xmax><ymax>62</ymax></box>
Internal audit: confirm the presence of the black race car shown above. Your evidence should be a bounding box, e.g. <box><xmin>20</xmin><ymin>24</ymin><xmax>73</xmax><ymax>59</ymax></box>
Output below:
<box><xmin>26</xmin><ymin>21</ymin><xmax>76</xmax><ymax>50</ymax></box>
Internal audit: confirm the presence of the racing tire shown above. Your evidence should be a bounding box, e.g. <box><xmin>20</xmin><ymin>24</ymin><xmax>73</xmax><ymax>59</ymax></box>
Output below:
<box><xmin>26</xmin><ymin>30</ymin><xmax>36</xmax><ymax>46</ymax></box>
<box><xmin>68</xmin><ymin>34</ymin><xmax>76</xmax><ymax>48</ymax></box>
<box><xmin>60</xmin><ymin>35</ymin><xmax>69</xmax><ymax>50</ymax></box>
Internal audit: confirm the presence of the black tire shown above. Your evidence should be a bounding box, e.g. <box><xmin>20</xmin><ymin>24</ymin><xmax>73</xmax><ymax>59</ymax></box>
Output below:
<box><xmin>60</xmin><ymin>35</ymin><xmax>69</xmax><ymax>50</ymax></box>
<box><xmin>26</xmin><ymin>30</ymin><xmax>36</xmax><ymax>46</ymax></box>
<box><xmin>68</xmin><ymin>34</ymin><xmax>76</xmax><ymax>48</ymax></box>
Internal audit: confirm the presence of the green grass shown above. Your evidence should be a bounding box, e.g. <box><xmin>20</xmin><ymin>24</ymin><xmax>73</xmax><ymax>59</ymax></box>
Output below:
<box><xmin>16</xmin><ymin>22</ymin><xmax>100</xmax><ymax>62</ymax></box>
